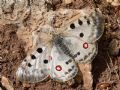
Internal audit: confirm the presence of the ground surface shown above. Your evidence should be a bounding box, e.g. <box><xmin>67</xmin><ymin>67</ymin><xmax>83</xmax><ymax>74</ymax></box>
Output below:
<box><xmin>0</xmin><ymin>0</ymin><xmax>120</xmax><ymax>90</ymax></box>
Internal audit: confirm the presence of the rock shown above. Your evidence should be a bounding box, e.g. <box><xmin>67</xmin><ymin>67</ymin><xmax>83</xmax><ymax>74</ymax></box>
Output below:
<box><xmin>63</xmin><ymin>0</ymin><xmax>73</xmax><ymax>4</ymax></box>
<box><xmin>107</xmin><ymin>0</ymin><xmax>120</xmax><ymax>6</ymax></box>
<box><xmin>0</xmin><ymin>87</ymin><xmax>2</xmax><ymax>90</ymax></box>
<box><xmin>0</xmin><ymin>0</ymin><xmax>14</xmax><ymax>13</ymax></box>
<box><xmin>116</xmin><ymin>30</ymin><xmax>120</xmax><ymax>40</ymax></box>
<box><xmin>1</xmin><ymin>76</ymin><xmax>14</xmax><ymax>90</ymax></box>
<box><xmin>109</xmin><ymin>39</ymin><xmax>120</xmax><ymax>56</ymax></box>
<box><xmin>96</xmin><ymin>82</ymin><xmax>113</xmax><ymax>90</ymax></box>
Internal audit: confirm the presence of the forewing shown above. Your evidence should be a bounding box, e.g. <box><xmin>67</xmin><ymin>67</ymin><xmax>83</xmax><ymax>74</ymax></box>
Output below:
<box><xmin>16</xmin><ymin>45</ymin><xmax>51</xmax><ymax>83</ymax></box>
<box><xmin>64</xmin><ymin>9</ymin><xmax>104</xmax><ymax>43</ymax></box>
<box><xmin>49</xmin><ymin>45</ymin><xmax>78</xmax><ymax>82</ymax></box>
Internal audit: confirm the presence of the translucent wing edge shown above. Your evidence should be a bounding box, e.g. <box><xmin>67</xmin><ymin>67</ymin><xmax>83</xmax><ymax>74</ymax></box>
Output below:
<box><xmin>16</xmin><ymin>65</ymin><xmax>50</xmax><ymax>83</ymax></box>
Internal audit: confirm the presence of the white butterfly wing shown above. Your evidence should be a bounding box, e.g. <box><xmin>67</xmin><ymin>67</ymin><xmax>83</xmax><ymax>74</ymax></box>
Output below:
<box><xmin>62</xmin><ymin>37</ymin><xmax>98</xmax><ymax>63</ymax></box>
<box><xmin>49</xmin><ymin>45</ymin><xmax>78</xmax><ymax>82</ymax></box>
<box><xmin>16</xmin><ymin>45</ymin><xmax>51</xmax><ymax>83</ymax></box>
<box><xmin>16</xmin><ymin>8</ymin><xmax>103</xmax><ymax>83</ymax></box>
<box><xmin>64</xmin><ymin>9</ymin><xmax>104</xmax><ymax>43</ymax></box>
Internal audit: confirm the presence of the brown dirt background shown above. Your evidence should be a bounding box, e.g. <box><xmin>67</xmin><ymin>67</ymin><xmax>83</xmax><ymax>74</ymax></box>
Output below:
<box><xmin>0</xmin><ymin>0</ymin><xmax>120</xmax><ymax>90</ymax></box>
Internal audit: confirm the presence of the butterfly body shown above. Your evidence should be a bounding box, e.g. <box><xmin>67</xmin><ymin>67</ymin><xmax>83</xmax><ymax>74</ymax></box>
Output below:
<box><xmin>16</xmin><ymin>8</ymin><xmax>104</xmax><ymax>83</ymax></box>
<box><xmin>54</xmin><ymin>35</ymin><xmax>74</xmax><ymax>58</ymax></box>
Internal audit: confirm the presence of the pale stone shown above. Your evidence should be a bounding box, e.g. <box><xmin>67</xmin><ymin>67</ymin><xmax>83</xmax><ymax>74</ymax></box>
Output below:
<box><xmin>1</xmin><ymin>76</ymin><xmax>14</xmax><ymax>90</ymax></box>
<box><xmin>63</xmin><ymin>0</ymin><xmax>73</xmax><ymax>4</ymax></box>
<box><xmin>107</xmin><ymin>0</ymin><xmax>120</xmax><ymax>6</ymax></box>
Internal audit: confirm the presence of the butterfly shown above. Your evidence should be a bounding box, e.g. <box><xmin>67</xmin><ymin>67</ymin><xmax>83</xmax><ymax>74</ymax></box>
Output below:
<box><xmin>16</xmin><ymin>8</ymin><xmax>104</xmax><ymax>83</ymax></box>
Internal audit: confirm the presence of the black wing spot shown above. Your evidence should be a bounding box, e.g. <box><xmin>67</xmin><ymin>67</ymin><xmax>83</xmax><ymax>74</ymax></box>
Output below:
<box><xmin>84</xmin><ymin>16</ymin><xmax>87</xmax><ymax>19</ymax></box>
<box><xmin>31</xmin><ymin>54</ymin><xmax>36</xmax><ymax>59</ymax></box>
<box><xmin>84</xmin><ymin>55</ymin><xmax>88</xmax><ymax>60</ymax></box>
<box><xmin>70</xmin><ymin>23</ymin><xmax>75</xmax><ymax>29</ymax></box>
<box><xmin>65</xmin><ymin>62</ymin><xmax>69</xmax><ymax>65</ymax></box>
<box><xmin>79</xmin><ymin>33</ymin><xmax>84</xmax><ymax>37</ymax></box>
<box><xmin>65</xmin><ymin>59</ymin><xmax>72</xmax><ymax>65</ymax></box>
<box><xmin>78</xmin><ymin>19</ymin><xmax>83</xmax><ymax>25</ymax></box>
<box><xmin>87</xmin><ymin>19</ymin><xmax>90</xmax><ymax>25</ymax></box>
<box><xmin>41</xmin><ymin>70</ymin><xmax>44</xmax><ymax>74</ymax></box>
<box><xmin>28</xmin><ymin>63</ymin><xmax>32</xmax><ymax>67</ymax></box>
<box><xmin>79</xmin><ymin>59</ymin><xmax>83</xmax><ymax>61</ymax></box>
<box><xmin>77</xmin><ymin>52</ymin><xmax>80</xmax><ymax>55</ymax></box>
<box><xmin>68</xmin><ymin>69</ymin><xmax>72</xmax><ymax>72</ymax></box>
<box><xmin>65</xmin><ymin>72</ymin><xmax>68</xmax><ymax>75</ymax></box>
<box><xmin>71</xmin><ymin>66</ymin><xmax>74</xmax><ymax>69</ymax></box>
<box><xmin>37</xmin><ymin>48</ymin><xmax>43</xmax><ymax>53</ymax></box>
<box><xmin>24</xmin><ymin>59</ymin><xmax>27</xmax><ymax>62</ymax></box>
<box><xmin>69</xmin><ymin>59</ymin><xmax>72</xmax><ymax>63</ymax></box>
<box><xmin>37</xmin><ymin>30</ymin><xmax>40</xmax><ymax>33</ymax></box>
<box><xmin>43</xmin><ymin>59</ymin><xmax>48</xmax><ymax>64</ymax></box>
<box><xmin>73</xmin><ymin>54</ymin><xmax>77</xmax><ymax>58</ymax></box>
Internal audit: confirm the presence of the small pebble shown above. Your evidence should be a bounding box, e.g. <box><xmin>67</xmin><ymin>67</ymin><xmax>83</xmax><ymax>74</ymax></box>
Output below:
<box><xmin>96</xmin><ymin>82</ymin><xmax>112</xmax><ymax>89</ymax></box>
<box><xmin>109</xmin><ymin>39</ymin><xmax>120</xmax><ymax>56</ymax></box>
<box><xmin>63</xmin><ymin>0</ymin><xmax>73</xmax><ymax>4</ymax></box>
<box><xmin>107</xmin><ymin>0</ymin><xmax>120</xmax><ymax>6</ymax></box>
<box><xmin>0</xmin><ymin>87</ymin><xmax>2</xmax><ymax>90</ymax></box>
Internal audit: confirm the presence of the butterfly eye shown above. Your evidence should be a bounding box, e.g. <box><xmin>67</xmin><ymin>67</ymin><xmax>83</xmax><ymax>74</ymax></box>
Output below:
<box><xmin>78</xmin><ymin>19</ymin><xmax>83</xmax><ymax>25</ymax></box>
<box><xmin>79</xmin><ymin>33</ymin><xmax>84</xmax><ymax>37</ymax></box>
<box><xmin>31</xmin><ymin>54</ymin><xmax>36</xmax><ymax>59</ymax></box>
<box><xmin>70</xmin><ymin>23</ymin><xmax>75</xmax><ymax>29</ymax></box>
<box><xmin>37</xmin><ymin>48</ymin><xmax>43</xmax><ymax>53</ymax></box>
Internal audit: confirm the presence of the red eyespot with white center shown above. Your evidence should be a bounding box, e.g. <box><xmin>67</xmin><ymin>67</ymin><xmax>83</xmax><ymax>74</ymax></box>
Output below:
<box><xmin>83</xmin><ymin>42</ymin><xmax>88</xmax><ymax>49</ymax></box>
<box><xmin>55</xmin><ymin>65</ymin><xmax>62</xmax><ymax>71</ymax></box>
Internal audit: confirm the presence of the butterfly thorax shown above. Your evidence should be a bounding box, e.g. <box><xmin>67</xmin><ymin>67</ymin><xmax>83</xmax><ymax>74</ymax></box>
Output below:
<box><xmin>53</xmin><ymin>35</ymin><xmax>74</xmax><ymax>58</ymax></box>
